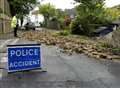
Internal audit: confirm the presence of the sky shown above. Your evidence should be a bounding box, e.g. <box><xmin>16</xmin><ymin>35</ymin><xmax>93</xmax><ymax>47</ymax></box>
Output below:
<box><xmin>105</xmin><ymin>0</ymin><xmax>120</xmax><ymax>7</ymax></box>
<box><xmin>28</xmin><ymin>0</ymin><xmax>120</xmax><ymax>24</ymax></box>
<box><xmin>40</xmin><ymin>0</ymin><xmax>76</xmax><ymax>10</ymax></box>
<box><xmin>39</xmin><ymin>0</ymin><xmax>120</xmax><ymax>10</ymax></box>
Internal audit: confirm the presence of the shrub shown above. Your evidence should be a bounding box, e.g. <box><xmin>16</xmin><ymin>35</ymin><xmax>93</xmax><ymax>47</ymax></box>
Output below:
<box><xmin>58</xmin><ymin>30</ymin><xmax>70</xmax><ymax>36</ymax></box>
<box><xmin>100</xmin><ymin>42</ymin><xmax>113</xmax><ymax>48</ymax></box>
<box><xmin>70</xmin><ymin>15</ymin><xmax>111</xmax><ymax>36</ymax></box>
<box><xmin>70</xmin><ymin>17</ymin><xmax>97</xmax><ymax>36</ymax></box>
<box><xmin>71</xmin><ymin>0</ymin><xmax>112</xmax><ymax>36</ymax></box>
<box><xmin>70</xmin><ymin>18</ymin><xmax>81</xmax><ymax>34</ymax></box>
<box><xmin>0</xmin><ymin>8</ymin><xmax>3</xmax><ymax>13</ymax></box>
<box><xmin>112</xmin><ymin>48</ymin><xmax>120</xmax><ymax>55</ymax></box>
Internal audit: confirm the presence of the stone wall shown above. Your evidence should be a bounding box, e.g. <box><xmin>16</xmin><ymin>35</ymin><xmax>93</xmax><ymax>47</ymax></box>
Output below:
<box><xmin>111</xmin><ymin>29</ymin><xmax>120</xmax><ymax>47</ymax></box>
<box><xmin>0</xmin><ymin>19</ymin><xmax>3</xmax><ymax>33</ymax></box>
<box><xmin>100</xmin><ymin>28</ymin><xmax>120</xmax><ymax>48</ymax></box>
<box><xmin>0</xmin><ymin>0</ymin><xmax>12</xmax><ymax>33</ymax></box>
<box><xmin>0</xmin><ymin>0</ymin><xmax>11</xmax><ymax>16</ymax></box>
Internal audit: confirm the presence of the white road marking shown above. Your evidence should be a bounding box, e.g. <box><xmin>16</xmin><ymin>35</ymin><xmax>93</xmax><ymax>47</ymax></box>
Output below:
<box><xmin>10</xmin><ymin>38</ymin><xmax>19</xmax><ymax>45</ymax></box>
<box><xmin>0</xmin><ymin>72</ymin><xmax>2</xmax><ymax>79</ymax></box>
<box><xmin>0</xmin><ymin>57</ymin><xmax>7</xmax><ymax>63</ymax></box>
<box><xmin>0</xmin><ymin>39</ymin><xmax>19</xmax><ymax>63</ymax></box>
<box><xmin>0</xmin><ymin>39</ymin><xmax>12</xmax><ymax>49</ymax></box>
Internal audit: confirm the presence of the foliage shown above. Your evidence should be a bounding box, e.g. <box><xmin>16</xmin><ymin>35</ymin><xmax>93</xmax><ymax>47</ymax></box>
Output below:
<box><xmin>55</xmin><ymin>9</ymin><xmax>66</xmax><ymax>19</ymax></box>
<box><xmin>70</xmin><ymin>17</ymin><xmax>81</xmax><ymax>34</ymax></box>
<box><xmin>100</xmin><ymin>42</ymin><xmax>113</xmax><ymax>48</ymax></box>
<box><xmin>55</xmin><ymin>9</ymin><xmax>67</xmax><ymax>29</ymax></box>
<box><xmin>8</xmin><ymin>0</ymin><xmax>37</xmax><ymax>16</ymax></box>
<box><xmin>39</xmin><ymin>4</ymin><xmax>68</xmax><ymax>29</ymax></box>
<box><xmin>112</xmin><ymin>4</ymin><xmax>120</xmax><ymax>9</ymax></box>
<box><xmin>105</xmin><ymin>8</ymin><xmax>120</xmax><ymax>21</ymax></box>
<box><xmin>71</xmin><ymin>0</ymin><xmax>111</xmax><ymax>36</ymax></box>
<box><xmin>0</xmin><ymin>8</ymin><xmax>3</xmax><ymax>13</ymax></box>
<box><xmin>58</xmin><ymin>30</ymin><xmax>70</xmax><ymax>36</ymax></box>
<box><xmin>39</xmin><ymin>3</ymin><xmax>56</xmax><ymax>27</ymax></box>
<box><xmin>112</xmin><ymin>48</ymin><xmax>120</xmax><ymax>55</ymax></box>
<box><xmin>55</xmin><ymin>9</ymin><xmax>72</xmax><ymax>30</ymax></box>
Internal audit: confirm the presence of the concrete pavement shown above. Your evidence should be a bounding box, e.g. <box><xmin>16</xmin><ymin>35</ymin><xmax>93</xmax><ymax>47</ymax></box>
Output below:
<box><xmin>0</xmin><ymin>39</ymin><xmax>120</xmax><ymax>88</ymax></box>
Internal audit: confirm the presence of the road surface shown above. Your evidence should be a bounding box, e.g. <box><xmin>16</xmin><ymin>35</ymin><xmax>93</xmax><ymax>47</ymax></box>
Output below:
<box><xmin>0</xmin><ymin>38</ymin><xmax>120</xmax><ymax>88</ymax></box>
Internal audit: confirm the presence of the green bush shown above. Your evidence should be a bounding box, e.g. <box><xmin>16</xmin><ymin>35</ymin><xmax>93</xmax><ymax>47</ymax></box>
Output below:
<box><xmin>70</xmin><ymin>15</ymin><xmax>111</xmax><ymax>36</ymax></box>
<box><xmin>70</xmin><ymin>0</ymin><xmax>113</xmax><ymax>36</ymax></box>
<box><xmin>70</xmin><ymin>18</ymin><xmax>81</xmax><ymax>34</ymax></box>
<box><xmin>0</xmin><ymin>8</ymin><xmax>3</xmax><ymax>13</ymax></box>
<box><xmin>112</xmin><ymin>48</ymin><xmax>120</xmax><ymax>55</ymax></box>
<box><xmin>58</xmin><ymin>30</ymin><xmax>70</xmax><ymax>36</ymax></box>
<box><xmin>100</xmin><ymin>42</ymin><xmax>113</xmax><ymax>48</ymax></box>
<box><xmin>70</xmin><ymin>17</ymin><xmax>96</xmax><ymax>36</ymax></box>
<box><xmin>58</xmin><ymin>18</ymin><xmax>65</xmax><ymax>29</ymax></box>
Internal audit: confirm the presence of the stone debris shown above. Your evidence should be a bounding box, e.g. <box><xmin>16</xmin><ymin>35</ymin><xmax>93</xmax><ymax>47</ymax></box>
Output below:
<box><xmin>21</xmin><ymin>30</ymin><xmax>120</xmax><ymax>60</ymax></box>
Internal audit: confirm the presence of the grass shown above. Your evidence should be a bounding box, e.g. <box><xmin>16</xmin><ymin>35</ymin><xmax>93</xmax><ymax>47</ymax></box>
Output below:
<box><xmin>112</xmin><ymin>48</ymin><xmax>120</xmax><ymax>55</ymax></box>
<box><xmin>100</xmin><ymin>42</ymin><xmax>113</xmax><ymax>48</ymax></box>
<box><xmin>56</xmin><ymin>30</ymin><xmax>71</xmax><ymax>36</ymax></box>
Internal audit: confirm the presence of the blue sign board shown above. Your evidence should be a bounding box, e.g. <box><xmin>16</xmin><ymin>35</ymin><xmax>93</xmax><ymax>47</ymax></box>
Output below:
<box><xmin>7</xmin><ymin>44</ymin><xmax>41</xmax><ymax>72</ymax></box>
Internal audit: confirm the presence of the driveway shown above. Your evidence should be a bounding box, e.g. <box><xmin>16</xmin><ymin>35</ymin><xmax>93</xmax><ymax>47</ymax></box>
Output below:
<box><xmin>0</xmin><ymin>39</ymin><xmax>120</xmax><ymax>88</ymax></box>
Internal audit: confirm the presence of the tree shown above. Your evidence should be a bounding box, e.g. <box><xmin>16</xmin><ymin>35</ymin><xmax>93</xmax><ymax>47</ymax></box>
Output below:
<box><xmin>39</xmin><ymin>3</ymin><xmax>56</xmax><ymax>27</ymax></box>
<box><xmin>105</xmin><ymin>5</ymin><xmax>120</xmax><ymax>21</ymax></box>
<box><xmin>105</xmin><ymin>8</ymin><xmax>120</xmax><ymax>21</ymax></box>
<box><xmin>8</xmin><ymin>0</ymin><xmax>37</xmax><ymax>16</ymax></box>
<box><xmin>8</xmin><ymin>0</ymin><xmax>37</xmax><ymax>25</ymax></box>
<box><xmin>71</xmin><ymin>0</ymin><xmax>110</xmax><ymax>35</ymax></box>
<box><xmin>55</xmin><ymin>9</ymin><xmax>67</xmax><ymax>29</ymax></box>
<box><xmin>0</xmin><ymin>8</ymin><xmax>3</xmax><ymax>14</ymax></box>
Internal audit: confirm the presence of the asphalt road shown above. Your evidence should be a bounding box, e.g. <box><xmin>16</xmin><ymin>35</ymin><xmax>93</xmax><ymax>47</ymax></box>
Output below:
<box><xmin>0</xmin><ymin>39</ymin><xmax>120</xmax><ymax>88</ymax></box>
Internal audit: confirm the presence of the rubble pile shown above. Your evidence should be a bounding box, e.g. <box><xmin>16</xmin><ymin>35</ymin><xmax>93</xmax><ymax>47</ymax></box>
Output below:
<box><xmin>21</xmin><ymin>30</ymin><xmax>120</xmax><ymax>60</ymax></box>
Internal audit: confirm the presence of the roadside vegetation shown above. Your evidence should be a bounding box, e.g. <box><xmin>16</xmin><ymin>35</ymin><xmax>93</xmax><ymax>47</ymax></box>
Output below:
<box><xmin>38</xmin><ymin>0</ymin><xmax>120</xmax><ymax>36</ymax></box>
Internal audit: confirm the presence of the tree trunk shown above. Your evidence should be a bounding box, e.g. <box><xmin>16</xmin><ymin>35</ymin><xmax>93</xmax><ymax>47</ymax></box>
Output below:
<box><xmin>44</xmin><ymin>16</ymin><xmax>48</xmax><ymax>27</ymax></box>
<box><xmin>20</xmin><ymin>16</ymin><xmax>24</xmax><ymax>26</ymax></box>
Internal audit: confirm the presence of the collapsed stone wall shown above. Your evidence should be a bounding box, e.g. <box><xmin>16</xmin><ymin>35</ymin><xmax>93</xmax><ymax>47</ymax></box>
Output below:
<box><xmin>111</xmin><ymin>28</ymin><xmax>120</xmax><ymax>48</ymax></box>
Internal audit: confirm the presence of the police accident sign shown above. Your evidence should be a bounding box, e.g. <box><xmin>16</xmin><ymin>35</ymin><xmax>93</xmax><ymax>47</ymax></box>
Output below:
<box><xmin>7</xmin><ymin>44</ymin><xmax>41</xmax><ymax>72</ymax></box>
